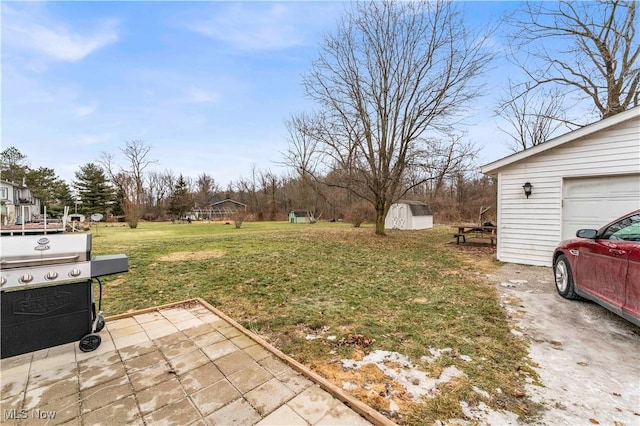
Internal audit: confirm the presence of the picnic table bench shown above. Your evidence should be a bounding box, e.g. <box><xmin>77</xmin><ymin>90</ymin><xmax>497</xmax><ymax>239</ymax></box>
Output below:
<box><xmin>452</xmin><ymin>225</ymin><xmax>497</xmax><ymax>245</ymax></box>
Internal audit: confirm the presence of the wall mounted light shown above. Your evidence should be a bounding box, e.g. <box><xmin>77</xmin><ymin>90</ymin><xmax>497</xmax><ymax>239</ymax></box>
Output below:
<box><xmin>523</xmin><ymin>182</ymin><xmax>533</xmax><ymax>199</ymax></box>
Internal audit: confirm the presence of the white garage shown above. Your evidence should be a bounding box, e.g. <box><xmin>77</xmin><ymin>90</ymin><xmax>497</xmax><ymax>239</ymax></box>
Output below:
<box><xmin>481</xmin><ymin>106</ymin><xmax>640</xmax><ymax>267</ymax></box>
<box><xmin>562</xmin><ymin>175</ymin><xmax>640</xmax><ymax>240</ymax></box>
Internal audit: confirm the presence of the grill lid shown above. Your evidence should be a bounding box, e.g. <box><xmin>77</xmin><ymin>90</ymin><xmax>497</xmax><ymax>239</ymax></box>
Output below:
<box><xmin>0</xmin><ymin>234</ymin><xmax>91</xmax><ymax>269</ymax></box>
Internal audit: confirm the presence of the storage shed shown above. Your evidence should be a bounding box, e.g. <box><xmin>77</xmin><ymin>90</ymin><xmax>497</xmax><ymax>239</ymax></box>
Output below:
<box><xmin>289</xmin><ymin>210</ymin><xmax>311</xmax><ymax>224</ymax></box>
<box><xmin>481</xmin><ymin>106</ymin><xmax>640</xmax><ymax>267</ymax></box>
<box><xmin>384</xmin><ymin>200</ymin><xmax>433</xmax><ymax>230</ymax></box>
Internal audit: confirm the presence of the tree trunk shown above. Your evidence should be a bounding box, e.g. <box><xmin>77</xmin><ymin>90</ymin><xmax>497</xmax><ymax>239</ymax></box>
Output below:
<box><xmin>375</xmin><ymin>206</ymin><xmax>386</xmax><ymax>236</ymax></box>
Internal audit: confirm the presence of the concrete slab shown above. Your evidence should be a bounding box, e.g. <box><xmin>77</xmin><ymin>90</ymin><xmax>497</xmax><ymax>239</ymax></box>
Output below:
<box><xmin>488</xmin><ymin>264</ymin><xmax>640</xmax><ymax>426</ymax></box>
<box><xmin>0</xmin><ymin>299</ymin><xmax>389</xmax><ymax>426</ymax></box>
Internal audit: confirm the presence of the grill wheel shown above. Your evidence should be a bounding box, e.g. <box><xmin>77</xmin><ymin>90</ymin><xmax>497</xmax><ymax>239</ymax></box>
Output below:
<box><xmin>79</xmin><ymin>333</ymin><xmax>101</xmax><ymax>352</ymax></box>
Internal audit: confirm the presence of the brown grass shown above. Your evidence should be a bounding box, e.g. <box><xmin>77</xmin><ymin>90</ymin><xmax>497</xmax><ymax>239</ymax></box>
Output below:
<box><xmin>158</xmin><ymin>250</ymin><xmax>225</xmax><ymax>261</ymax></box>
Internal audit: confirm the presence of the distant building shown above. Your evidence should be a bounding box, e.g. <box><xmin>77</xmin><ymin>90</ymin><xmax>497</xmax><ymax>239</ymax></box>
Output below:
<box><xmin>0</xmin><ymin>179</ymin><xmax>41</xmax><ymax>225</ymax></box>
<box><xmin>289</xmin><ymin>210</ymin><xmax>312</xmax><ymax>224</ymax></box>
<box><xmin>190</xmin><ymin>199</ymin><xmax>247</xmax><ymax>221</ymax></box>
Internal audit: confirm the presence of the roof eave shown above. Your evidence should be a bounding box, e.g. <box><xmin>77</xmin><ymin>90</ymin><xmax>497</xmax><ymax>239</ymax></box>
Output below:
<box><xmin>481</xmin><ymin>106</ymin><xmax>640</xmax><ymax>175</ymax></box>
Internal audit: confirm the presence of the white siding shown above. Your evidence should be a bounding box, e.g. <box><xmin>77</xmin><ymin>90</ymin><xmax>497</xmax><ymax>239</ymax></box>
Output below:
<box><xmin>495</xmin><ymin>117</ymin><xmax>640</xmax><ymax>267</ymax></box>
<box><xmin>385</xmin><ymin>203</ymin><xmax>409</xmax><ymax>229</ymax></box>
<box><xmin>412</xmin><ymin>215</ymin><xmax>433</xmax><ymax>230</ymax></box>
<box><xmin>385</xmin><ymin>203</ymin><xmax>433</xmax><ymax>230</ymax></box>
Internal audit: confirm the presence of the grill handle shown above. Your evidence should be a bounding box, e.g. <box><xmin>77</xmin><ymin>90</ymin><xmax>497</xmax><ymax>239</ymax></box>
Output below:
<box><xmin>1</xmin><ymin>254</ymin><xmax>80</xmax><ymax>266</ymax></box>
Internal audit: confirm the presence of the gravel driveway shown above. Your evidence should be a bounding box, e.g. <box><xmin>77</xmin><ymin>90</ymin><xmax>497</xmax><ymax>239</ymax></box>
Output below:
<box><xmin>486</xmin><ymin>263</ymin><xmax>640</xmax><ymax>426</ymax></box>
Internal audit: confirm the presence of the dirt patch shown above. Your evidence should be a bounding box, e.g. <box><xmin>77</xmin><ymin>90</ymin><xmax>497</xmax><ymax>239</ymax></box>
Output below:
<box><xmin>158</xmin><ymin>250</ymin><xmax>224</xmax><ymax>262</ymax></box>
<box><xmin>447</xmin><ymin>242</ymin><xmax>498</xmax><ymax>274</ymax></box>
<box><xmin>106</xmin><ymin>278</ymin><xmax>126</xmax><ymax>287</ymax></box>
<box><xmin>310</xmin><ymin>353</ymin><xmax>427</xmax><ymax>418</ymax></box>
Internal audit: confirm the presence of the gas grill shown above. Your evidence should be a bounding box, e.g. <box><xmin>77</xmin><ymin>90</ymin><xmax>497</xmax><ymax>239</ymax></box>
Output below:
<box><xmin>0</xmin><ymin>233</ymin><xmax>128</xmax><ymax>358</ymax></box>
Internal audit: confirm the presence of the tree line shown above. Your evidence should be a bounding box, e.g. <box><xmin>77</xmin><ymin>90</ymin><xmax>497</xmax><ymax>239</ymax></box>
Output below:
<box><xmin>1</xmin><ymin>1</ymin><xmax>636</xmax><ymax>232</ymax></box>
<box><xmin>0</xmin><ymin>141</ymin><xmax>494</xmax><ymax>228</ymax></box>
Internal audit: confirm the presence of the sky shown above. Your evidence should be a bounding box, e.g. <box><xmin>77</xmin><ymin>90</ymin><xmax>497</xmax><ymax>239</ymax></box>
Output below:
<box><xmin>2</xmin><ymin>1</ymin><xmax>548</xmax><ymax>188</ymax></box>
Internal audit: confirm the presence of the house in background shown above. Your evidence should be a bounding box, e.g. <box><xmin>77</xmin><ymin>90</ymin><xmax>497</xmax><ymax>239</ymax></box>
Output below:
<box><xmin>289</xmin><ymin>210</ymin><xmax>312</xmax><ymax>224</ymax></box>
<box><xmin>384</xmin><ymin>200</ymin><xmax>433</xmax><ymax>230</ymax></box>
<box><xmin>481</xmin><ymin>106</ymin><xmax>640</xmax><ymax>267</ymax></box>
<box><xmin>0</xmin><ymin>179</ymin><xmax>41</xmax><ymax>225</ymax></box>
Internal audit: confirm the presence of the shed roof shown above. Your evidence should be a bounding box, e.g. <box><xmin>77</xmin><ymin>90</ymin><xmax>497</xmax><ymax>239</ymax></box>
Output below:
<box><xmin>289</xmin><ymin>210</ymin><xmax>310</xmax><ymax>217</ymax></box>
<box><xmin>211</xmin><ymin>199</ymin><xmax>247</xmax><ymax>208</ymax></box>
<box><xmin>395</xmin><ymin>200</ymin><xmax>432</xmax><ymax>216</ymax></box>
<box><xmin>481</xmin><ymin>106</ymin><xmax>640</xmax><ymax>175</ymax></box>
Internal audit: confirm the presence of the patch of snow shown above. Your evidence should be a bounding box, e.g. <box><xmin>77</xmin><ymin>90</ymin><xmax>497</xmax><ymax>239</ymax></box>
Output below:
<box><xmin>460</xmin><ymin>401</ymin><xmax>519</xmax><ymax>425</ymax></box>
<box><xmin>341</xmin><ymin>350</ymin><xmax>463</xmax><ymax>401</ymax></box>
<box><xmin>342</xmin><ymin>382</ymin><xmax>358</xmax><ymax>390</ymax></box>
<box><xmin>420</xmin><ymin>346</ymin><xmax>453</xmax><ymax>363</ymax></box>
<box><xmin>472</xmin><ymin>386</ymin><xmax>490</xmax><ymax>399</ymax></box>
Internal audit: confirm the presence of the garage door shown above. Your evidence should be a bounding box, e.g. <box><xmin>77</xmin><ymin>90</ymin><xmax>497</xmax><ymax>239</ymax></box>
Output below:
<box><xmin>562</xmin><ymin>174</ymin><xmax>640</xmax><ymax>240</ymax></box>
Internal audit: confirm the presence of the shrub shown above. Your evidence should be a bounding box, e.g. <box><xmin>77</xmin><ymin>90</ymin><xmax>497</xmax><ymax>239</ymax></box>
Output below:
<box><xmin>234</xmin><ymin>213</ymin><xmax>246</xmax><ymax>229</ymax></box>
<box><xmin>346</xmin><ymin>202</ymin><xmax>375</xmax><ymax>228</ymax></box>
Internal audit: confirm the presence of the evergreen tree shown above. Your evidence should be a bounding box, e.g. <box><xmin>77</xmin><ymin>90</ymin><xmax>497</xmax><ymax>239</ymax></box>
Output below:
<box><xmin>168</xmin><ymin>174</ymin><xmax>192</xmax><ymax>220</ymax></box>
<box><xmin>50</xmin><ymin>181</ymin><xmax>75</xmax><ymax>217</ymax></box>
<box><xmin>0</xmin><ymin>146</ymin><xmax>29</xmax><ymax>183</ymax></box>
<box><xmin>26</xmin><ymin>167</ymin><xmax>70</xmax><ymax>216</ymax></box>
<box><xmin>73</xmin><ymin>163</ymin><xmax>115</xmax><ymax>217</ymax></box>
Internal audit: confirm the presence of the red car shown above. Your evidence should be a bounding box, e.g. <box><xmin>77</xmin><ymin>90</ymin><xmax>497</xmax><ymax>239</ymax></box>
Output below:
<box><xmin>553</xmin><ymin>210</ymin><xmax>640</xmax><ymax>327</ymax></box>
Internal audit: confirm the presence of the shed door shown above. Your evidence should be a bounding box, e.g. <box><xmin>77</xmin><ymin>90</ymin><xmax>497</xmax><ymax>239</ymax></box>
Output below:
<box><xmin>562</xmin><ymin>174</ymin><xmax>640</xmax><ymax>240</ymax></box>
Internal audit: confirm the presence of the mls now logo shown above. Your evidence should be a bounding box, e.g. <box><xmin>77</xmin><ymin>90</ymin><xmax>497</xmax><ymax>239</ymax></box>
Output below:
<box><xmin>4</xmin><ymin>409</ymin><xmax>28</xmax><ymax>420</ymax></box>
<box><xmin>3</xmin><ymin>409</ymin><xmax>57</xmax><ymax>420</ymax></box>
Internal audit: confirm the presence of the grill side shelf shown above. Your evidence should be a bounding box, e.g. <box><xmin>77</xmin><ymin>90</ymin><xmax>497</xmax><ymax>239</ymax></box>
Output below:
<box><xmin>91</xmin><ymin>254</ymin><xmax>128</xmax><ymax>277</ymax></box>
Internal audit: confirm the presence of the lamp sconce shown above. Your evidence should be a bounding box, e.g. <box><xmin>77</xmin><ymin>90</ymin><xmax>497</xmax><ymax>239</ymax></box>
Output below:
<box><xmin>522</xmin><ymin>182</ymin><xmax>533</xmax><ymax>199</ymax></box>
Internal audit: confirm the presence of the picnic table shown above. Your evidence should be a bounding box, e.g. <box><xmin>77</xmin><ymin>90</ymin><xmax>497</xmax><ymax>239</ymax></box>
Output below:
<box><xmin>452</xmin><ymin>224</ymin><xmax>497</xmax><ymax>245</ymax></box>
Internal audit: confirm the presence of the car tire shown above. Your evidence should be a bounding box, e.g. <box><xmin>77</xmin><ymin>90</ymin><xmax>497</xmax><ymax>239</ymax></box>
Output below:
<box><xmin>554</xmin><ymin>254</ymin><xmax>580</xmax><ymax>300</ymax></box>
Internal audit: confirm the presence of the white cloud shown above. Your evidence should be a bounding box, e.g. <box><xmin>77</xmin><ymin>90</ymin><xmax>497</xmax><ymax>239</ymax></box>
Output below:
<box><xmin>185</xmin><ymin>86</ymin><xmax>221</xmax><ymax>104</ymax></box>
<box><xmin>3</xmin><ymin>4</ymin><xmax>119</xmax><ymax>62</ymax></box>
<box><xmin>74</xmin><ymin>132</ymin><xmax>114</xmax><ymax>147</ymax></box>
<box><xmin>185</xmin><ymin>3</ymin><xmax>333</xmax><ymax>51</ymax></box>
<box><xmin>75</xmin><ymin>103</ymin><xmax>98</xmax><ymax>117</ymax></box>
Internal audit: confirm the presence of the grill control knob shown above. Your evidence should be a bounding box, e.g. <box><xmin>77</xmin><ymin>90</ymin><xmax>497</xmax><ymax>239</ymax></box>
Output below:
<box><xmin>0</xmin><ymin>277</ymin><xmax>5</xmax><ymax>287</ymax></box>
<box><xmin>69</xmin><ymin>269</ymin><xmax>82</xmax><ymax>278</ymax></box>
<box><xmin>20</xmin><ymin>274</ymin><xmax>34</xmax><ymax>284</ymax></box>
<box><xmin>46</xmin><ymin>271</ymin><xmax>59</xmax><ymax>280</ymax></box>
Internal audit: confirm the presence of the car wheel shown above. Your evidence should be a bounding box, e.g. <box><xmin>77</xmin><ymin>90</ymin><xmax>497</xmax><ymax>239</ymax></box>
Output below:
<box><xmin>554</xmin><ymin>254</ymin><xmax>580</xmax><ymax>300</ymax></box>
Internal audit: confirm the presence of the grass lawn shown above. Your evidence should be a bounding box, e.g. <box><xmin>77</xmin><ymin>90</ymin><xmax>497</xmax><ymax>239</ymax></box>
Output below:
<box><xmin>92</xmin><ymin>221</ymin><xmax>539</xmax><ymax>424</ymax></box>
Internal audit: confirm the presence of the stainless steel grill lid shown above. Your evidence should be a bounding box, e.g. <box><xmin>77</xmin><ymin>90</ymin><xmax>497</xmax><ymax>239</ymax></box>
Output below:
<box><xmin>1</xmin><ymin>234</ymin><xmax>91</xmax><ymax>268</ymax></box>
<box><xmin>1</xmin><ymin>234</ymin><xmax>93</xmax><ymax>290</ymax></box>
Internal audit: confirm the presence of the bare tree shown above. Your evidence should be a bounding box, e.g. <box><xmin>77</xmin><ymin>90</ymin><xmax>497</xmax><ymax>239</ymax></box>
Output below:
<box><xmin>101</xmin><ymin>140</ymin><xmax>157</xmax><ymax>228</ymax></box>
<box><xmin>508</xmin><ymin>0</ymin><xmax>639</xmax><ymax>119</ymax></box>
<box><xmin>259</xmin><ymin>170</ymin><xmax>280</xmax><ymax>221</ymax></box>
<box><xmin>194</xmin><ymin>173</ymin><xmax>219</xmax><ymax>209</ymax></box>
<box><xmin>295</xmin><ymin>0</ymin><xmax>494</xmax><ymax>234</ymax></box>
<box><xmin>414</xmin><ymin>133</ymin><xmax>479</xmax><ymax>197</ymax></box>
<box><xmin>495</xmin><ymin>85</ymin><xmax>571</xmax><ymax>152</ymax></box>
<box><xmin>283</xmin><ymin>113</ymin><xmax>323</xmax><ymax>180</ymax></box>
<box><xmin>235</xmin><ymin>165</ymin><xmax>263</xmax><ymax>219</ymax></box>
<box><xmin>283</xmin><ymin>113</ymin><xmax>327</xmax><ymax>216</ymax></box>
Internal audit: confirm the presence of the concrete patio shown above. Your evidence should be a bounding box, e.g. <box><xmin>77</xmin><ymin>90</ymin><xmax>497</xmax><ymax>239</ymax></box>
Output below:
<box><xmin>0</xmin><ymin>299</ymin><xmax>392</xmax><ymax>426</ymax></box>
